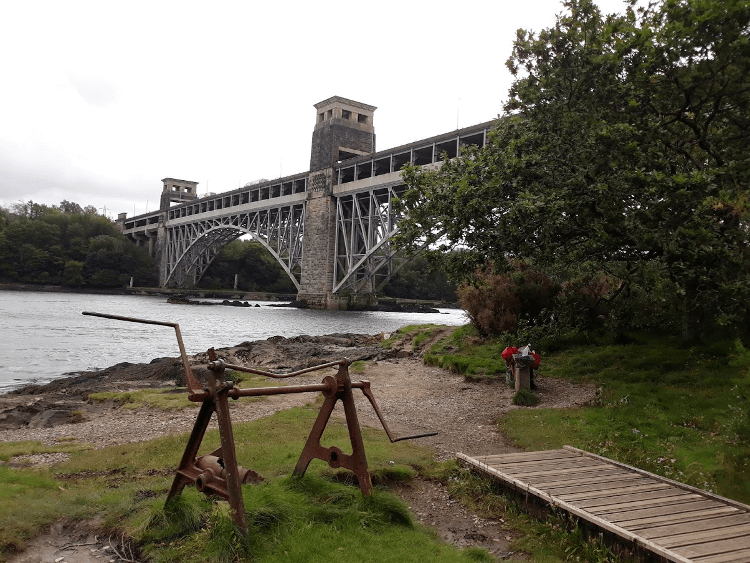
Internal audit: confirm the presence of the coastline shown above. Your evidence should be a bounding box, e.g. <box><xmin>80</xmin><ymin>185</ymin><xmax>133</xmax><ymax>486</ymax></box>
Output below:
<box><xmin>0</xmin><ymin>282</ymin><xmax>296</xmax><ymax>302</ymax></box>
<box><xmin>0</xmin><ymin>282</ymin><xmax>459</xmax><ymax>310</ymax></box>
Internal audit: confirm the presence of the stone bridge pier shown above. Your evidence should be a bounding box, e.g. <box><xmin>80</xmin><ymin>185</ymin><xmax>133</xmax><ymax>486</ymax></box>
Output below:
<box><xmin>296</xmin><ymin>97</ymin><xmax>378</xmax><ymax>309</ymax></box>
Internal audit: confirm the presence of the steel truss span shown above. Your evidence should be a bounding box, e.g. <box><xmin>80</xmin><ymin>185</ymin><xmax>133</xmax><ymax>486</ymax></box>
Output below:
<box><xmin>334</xmin><ymin>184</ymin><xmax>408</xmax><ymax>294</ymax></box>
<box><xmin>165</xmin><ymin>204</ymin><xmax>305</xmax><ymax>288</ymax></box>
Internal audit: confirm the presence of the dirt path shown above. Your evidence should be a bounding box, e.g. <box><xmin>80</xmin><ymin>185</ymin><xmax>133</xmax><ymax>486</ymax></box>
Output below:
<box><xmin>3</xmin><ymin>339</ymin><xmax>596</xmax><ymax>562</ymax></box>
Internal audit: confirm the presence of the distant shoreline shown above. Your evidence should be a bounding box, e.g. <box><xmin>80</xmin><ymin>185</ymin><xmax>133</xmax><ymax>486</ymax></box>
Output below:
<box><xmin>0</xmin><ymin>283</ymin><xmax>296</xmax><ymax>302</ymax></box>
<box><xmin>0</xmin><ymin>283</ymin><xmax>459</xmax><ymax>310</ymax></box>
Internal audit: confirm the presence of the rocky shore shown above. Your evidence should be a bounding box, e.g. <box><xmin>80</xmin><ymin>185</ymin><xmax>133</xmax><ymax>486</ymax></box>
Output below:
<box><xmin>0</xmin><ymin>332</ymin><xmax>399</xmax><ymax>431</ymax></box>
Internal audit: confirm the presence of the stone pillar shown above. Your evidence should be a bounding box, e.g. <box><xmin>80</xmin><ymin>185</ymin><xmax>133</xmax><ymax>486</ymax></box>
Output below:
<box><xmin>148</xmin><ymin>233</ymin><xmax>156</xmax><ymax>257</ymax></box>
<box><xmin>513</xmin><ymin>354</ymin><xmax>533</xmax><ymax>391</ymax></box>
<box><xmin>156</xmin><ymin>218</ymin><xmax>169</xmax><ymax>287</ymax></box>
<box><xmin>297</xmin><ymin>169</ymin><xmax>337</xmax><ymax>308</ymax></box>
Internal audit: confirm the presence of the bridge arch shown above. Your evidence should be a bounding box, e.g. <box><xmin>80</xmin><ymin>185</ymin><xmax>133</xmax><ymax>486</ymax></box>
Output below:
<box><xmin>164</xmin><ymin>204</ymin><xmax>304</xmax><ymax>289</ymax></box>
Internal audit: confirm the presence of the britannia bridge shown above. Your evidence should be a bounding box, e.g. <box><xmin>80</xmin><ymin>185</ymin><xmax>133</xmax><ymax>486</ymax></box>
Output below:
<box><xmin>116</xmin><ymin>97</ymin><xmax>493</xmax><ymax>309</ymax></box>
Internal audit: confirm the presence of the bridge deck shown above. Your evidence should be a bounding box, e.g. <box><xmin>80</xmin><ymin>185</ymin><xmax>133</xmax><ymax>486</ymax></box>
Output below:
<box><xmin>457</xmin><ymin>446</ymin><xmax>750</xmax><ymax>562</ymax></box>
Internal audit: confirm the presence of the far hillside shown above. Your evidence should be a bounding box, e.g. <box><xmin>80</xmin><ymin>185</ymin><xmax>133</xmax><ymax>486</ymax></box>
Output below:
<box><xmin>0</xmin><ymin>200</ymin><xmax>156</xmax><ymax>288</ymax></box>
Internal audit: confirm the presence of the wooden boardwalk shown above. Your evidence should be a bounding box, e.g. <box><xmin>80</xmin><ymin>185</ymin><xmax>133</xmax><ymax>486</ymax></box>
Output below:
<box><xmin>458</xmin><ymin>446</ymin><xmax>750</xmax><ymax>562</ymax></box>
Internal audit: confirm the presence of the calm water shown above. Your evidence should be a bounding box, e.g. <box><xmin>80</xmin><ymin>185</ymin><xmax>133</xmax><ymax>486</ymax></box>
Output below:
<box><xmin>0</xmin><ymin>290</ymin><xmax>467</xmax><ymax>393</ymax></box>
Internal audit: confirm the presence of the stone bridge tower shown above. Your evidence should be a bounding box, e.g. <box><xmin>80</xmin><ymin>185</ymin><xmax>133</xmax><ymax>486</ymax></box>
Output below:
<box><xmin>156</xmin><ymin>178</ymin><xmax>199</xmax><ymax>285</ymax></box>
<box><xmin>297</xmin><ymin>96</ymin><xmax>377</xmax><ymax>309</ymax></box>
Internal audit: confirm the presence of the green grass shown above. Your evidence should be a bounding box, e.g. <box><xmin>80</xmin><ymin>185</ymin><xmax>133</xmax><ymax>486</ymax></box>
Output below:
<box><xmin>426</xmin><ymin>329</ymin><xmax>750</xmax><ymax>502</ymax></box>
<box><xmin>512</xmin><ymin>389</ymin><xmax>540</xmax><ymax>406</ymax></box>
<box><xmin>412</xmin><ymin>326</ymin><xmax>438</xmax><ymax>348</ymax></box>
<box><xmin>0</xmin><ymin>440</ymin><xmax>91</xmax><ymax>462</ymax></box>
<box><xmin>88</xmin><ymin>374</ymin><xmax>277</xmax><ymax>410</ymax></box>
<box><xmin>0</xmin><ymin>405</ymin><xmax>489</xmax><ymax>562</ymax></box>
<box><xmin>349</xmin><ymin>360</ymin><xmax>367</xmax><ymax>374</ymax></box>
<box><xmin>424</xmin><ymin>325</ymin><xmax>508</xmax><ymax>379</ymax></box>
<box><xmin>380</xmin><ymin>324</ymin><xmax>444</xmax><ymax>350</ymax></box>
<box><xmin>141</xmin><ymin>476</ymin><xmax>497</xmax><ymax>563</ymax></box>
<box><xmin>89</xmin><ymin>387</ymin><xmax>199</xmax><ymax>409</ymax></box>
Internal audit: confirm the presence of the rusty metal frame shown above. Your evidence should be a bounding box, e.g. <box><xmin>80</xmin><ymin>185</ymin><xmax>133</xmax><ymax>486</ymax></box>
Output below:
<box><xmin>83</xmin><ymin>312</ymin><xmax>437</xmax><ymax>534</ymax></box>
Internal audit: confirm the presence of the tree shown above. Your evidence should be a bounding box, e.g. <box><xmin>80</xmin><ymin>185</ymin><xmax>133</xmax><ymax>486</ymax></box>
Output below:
<box><xmin>381</xmin><ymin>254</ymin><xmax>458</xmax><ymax>302</ymax></box>
<box><xmin>58</xmin><ymin>200</ymin><xmax>84</xmax><ymax>215</ymax></box>
<box><xmin>198</xmin><ymin>239</ymin><xmax>297</xmax><ymax>293</ymax></box>
<box><xmin>397</xmin><ymin>0</ymin><xmax>750</xmax><ymax>340</ymax></box>
<box><xmin>63</xmin><ymin>260</ymin><xmax>85</xmax><ymax>286</ymax></box>
<box><xmin>0</xmin><ymin>201</ymin><xmax>156</xmax><ymax>287</ymax></box>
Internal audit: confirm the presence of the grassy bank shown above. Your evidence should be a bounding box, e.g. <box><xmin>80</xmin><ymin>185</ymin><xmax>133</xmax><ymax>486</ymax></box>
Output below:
<box><xmin>424</xmin><ymin>326</ymin><xmax>750</xmax><ymax>504</ymax></box>
<box><xmin>0</xmin><ymin>405</ymin><xmax>495</xmax><ymax>563</ymax></box>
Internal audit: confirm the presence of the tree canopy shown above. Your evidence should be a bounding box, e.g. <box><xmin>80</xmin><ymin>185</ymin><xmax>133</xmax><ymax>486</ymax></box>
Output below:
<box><xmin>0</xmin><ymin>201</ymin><xmax>156</xmax><ymax>288</ymax></box>
<box><xmin>396</xmin><ymin>0</ymin><xmax>750</xmax><ymax>340</ymax></box>
<box><xmin>198</xmin><ymin>239</ymin><xmax>298</xmax><ymax>293</ymax></box>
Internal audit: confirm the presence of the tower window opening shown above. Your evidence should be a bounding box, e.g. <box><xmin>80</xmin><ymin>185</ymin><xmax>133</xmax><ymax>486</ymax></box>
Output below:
<box><xmin>341</xmin><ymin>109</ymin><xmax>351</xmax><ymax>120</ymax></box>
<box><xmin>358</xmin><ymin>114</ymin><xmax>368</xmax><ymax>124</ymax></box>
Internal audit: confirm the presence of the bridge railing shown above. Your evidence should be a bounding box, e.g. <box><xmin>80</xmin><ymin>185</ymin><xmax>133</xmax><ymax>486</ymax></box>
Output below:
<box><xmin>334</xmin><ymin>121</ymin><xmax>493</xmax><ymax>188</ymax></box>
<box><xmin>167</xmin><ymin>173</ymin><xmax>308</xmax><ymax>221</ymax></box>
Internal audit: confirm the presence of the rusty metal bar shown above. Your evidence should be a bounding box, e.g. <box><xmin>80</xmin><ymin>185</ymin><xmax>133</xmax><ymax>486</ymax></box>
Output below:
<box><xmin>210</xmin><ymin>358</ymin><xmax>347</xmax><ymax>379</ymax></box>
<box><xmin>82</xmin><ymin>311</ymin><xmax>202</xmax><ymax>396</ymax></box>
<box><xmin>359</xmin><ymin>380</ymin><xmax>438</xmax><ymax>442</ymax></box>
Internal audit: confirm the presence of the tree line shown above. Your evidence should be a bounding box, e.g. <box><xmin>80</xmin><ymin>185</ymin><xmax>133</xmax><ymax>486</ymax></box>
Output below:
<box><xmin>0</xmin><ymin>200</ymin><xmax>156</xmax><ymax>288</ymax></box>
<box><xmin>396</xmin><ymin>0</ymin><xmax>749</xmax><ymax>342</ymax></box>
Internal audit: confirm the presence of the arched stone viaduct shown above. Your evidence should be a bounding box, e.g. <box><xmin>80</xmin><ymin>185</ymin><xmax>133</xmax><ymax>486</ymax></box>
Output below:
<box><xmin>116</xmin><ymin>97</ymin><xmax>493</xmax><ymax>309</ymax></box>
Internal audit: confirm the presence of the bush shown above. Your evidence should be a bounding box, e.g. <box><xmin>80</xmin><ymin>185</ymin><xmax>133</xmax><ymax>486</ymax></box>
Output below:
<box><xmin>457</xmin><ymin>262</ymin><xmax>558</xmax><ymax>336</ymax></box>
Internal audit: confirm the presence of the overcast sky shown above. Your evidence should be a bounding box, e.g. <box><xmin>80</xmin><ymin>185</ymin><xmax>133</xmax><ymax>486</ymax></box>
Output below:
<box><xmin>0</xmin><ymin>0</ymin><xmax>631</xmax><ymax>219</ymax></box>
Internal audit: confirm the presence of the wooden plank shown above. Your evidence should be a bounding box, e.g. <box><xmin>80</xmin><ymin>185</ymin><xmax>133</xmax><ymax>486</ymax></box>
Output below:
<box><xmin>484</xmin><ymin>454</ymin><xmax>582</xmax><ymax>466</ymax></box>
<box><xmin>635</xmin><ymin>514</ymin><xmax>750</xmax><ymax>539</ymax></box>
<box><xmin>489</xmin><ymin>454</ymin><xmax>595</xmax><ymax>466</ymax></box>
<box><xmin>533</xmin><ymin>470</ymin><xmax>641</xmax><ymax>489</ymax></box>
<box><xmin>617</xmin><ymin>507</ymin><xmax>740</xmax><ymax>529</ymax></box>
<box><xmin>692</xmin><ymin>547</ymin><xmax>750</xmax><ymax>563</ymax></box>
<box><xmin>578</xmin><ymin>492</ymin><xmax>702</xmax><ymax>512</ymax></box>
<box><xmin>555</xmin><ymin>482</ymin><xmax>670</xmax><ymax>501</ymax></box>
<box><xmin>457</xmin><ymin>453</ymin><xmax>694</xmax><ymax>563</ymax></box>
<box><xmin>545</xmin><ymin>474</ymin><xmax>651</xmax><ymax>493</ymax></box>
<box><xmin>658</xmin><ymin>523</ymin><xmax>750</xmax><ymax>548</ymax></box>
<box><xmin>499</xmin><ymin>464</ymin><xmax>616</xmax><ymax>480</ymax></box>
<box><xmin>672</xmin><ymin>535</ymin><xmax>750</xmax><ymax>559</ymax></box>
<box><xmin>604</xmin><ymin>500</ymin><xmax>723</xmax><ymax>522</ymax></box>
<box><xmin>460</xmin><ymin>450</ymin><xmax>750</xmax><ymax>563</ymax></box>
<box><xmin>514</xmin><ymin>462</ymin><xmax>614</xmax><ymax>479</ymax></box>
<box><xmin>470</xmin><ymin>450</ymin><xmax>571</xmax><ymax>463</ymax></box>
<box><xmin>489</xmin><ymin>459</ymin><xmax>603</xmax><ymax>473</ymax></box>
<box><xmin>564</xmin><ymin>446</ymin><xmax>750</xmax><ymax>513</ymax></box>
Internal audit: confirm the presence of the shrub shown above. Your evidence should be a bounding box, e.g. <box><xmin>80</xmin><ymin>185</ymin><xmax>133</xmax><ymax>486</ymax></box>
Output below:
<box><xmin>512</xmin><ymin>389</ymin><xmax>540</xmax><ymax>406</ymax></box>
<box><xmin>457</xmin><ymin>262</ymin><xmax>558</xmax><ymax>336</ymax></box>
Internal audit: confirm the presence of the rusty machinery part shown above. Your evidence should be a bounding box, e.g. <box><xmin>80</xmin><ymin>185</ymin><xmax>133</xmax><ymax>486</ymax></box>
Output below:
<box><xmin>83</xmin><ymin>311</ymin><xmax>437</xmax><ymax>534</ymax></box>
<box><xmin>192</xmin><ymin>455</ymin><xmax>264</xmax><ymax>495</ymax></box>
<box><xmin>82</xmin><ymin>311</ymin><xmax>202</xmax><ymax>396</ymax></box>
<box><xmin>207</xmin><ymin>347</ymin><xmax>349</xmax><ymax>378</ymax></box>
<box><xmin>212</xmin><ymin>358</ymin><xmax>438</xmax><ymax>443</ymax></box>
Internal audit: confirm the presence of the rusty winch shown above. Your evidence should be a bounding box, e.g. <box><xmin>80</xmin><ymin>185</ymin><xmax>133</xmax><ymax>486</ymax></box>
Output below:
<box><xmin>83</xmin><ymin>311</ymin><xmax>436</xmax><ymax>533</ymax></box>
